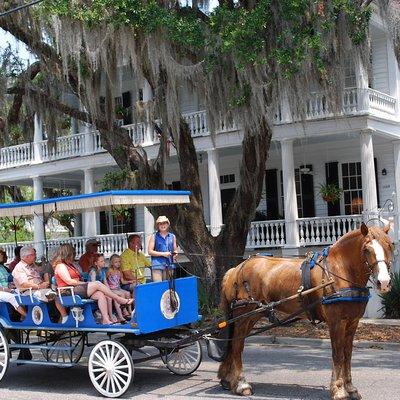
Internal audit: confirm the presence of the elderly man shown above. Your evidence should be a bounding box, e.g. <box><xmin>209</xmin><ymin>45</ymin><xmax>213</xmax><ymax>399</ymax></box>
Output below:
<box><xmin>79</xmin><ymin>238</ymin><xmax>100</xmax><ymax>273</ymax></box>
<box><xmin>121</xmin><ymin>234</ymin><xmax>151</xmax><ymax>286</ymax></box>
<box><xmin>12</xmin><ymin>246</ymin><xmax>68</xmax><ymax>323</ymax></box>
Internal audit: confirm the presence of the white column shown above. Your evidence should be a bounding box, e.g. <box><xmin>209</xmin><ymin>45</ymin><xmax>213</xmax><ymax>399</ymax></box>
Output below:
<box><xmin>393</xmin><ymin>141</ymin><xmax>400</xmax><ymax>250</ymax></box>
<box><xmin>83</xmin><ymin>169</ymin><xmax>97</xmax><ymax>237</ymax></box>
<box><xmin>143</xmin><ymin>80</ymin><xmax>153</xmax><ymax>144</ymax></box>
<box><xmin>83</xmin><ymin>123</ymin><xmax>95</xmax><ymax>155</ymax></box>
<box><xmin>33</xmin><ymin>114</ymin><xmax>43</xmax><ymax>163</ymax></box>
<box><xmin>71</xmin><ymin>188</ymin><xmax>82</xmax><ymax>237</ymax></box>
<box><xmin>281</xmin><ymin>139</ymin><xmax>300</xmax><ymax>255</ymax></box>
<box><xmin>360</xmin><ymin>130</ymin><xmax>378</xmax><ymax>216</ymax></box>
<box><xmin>207</xmin><ymin>149</ymin><xmax>223</xmax><ymax>236</ymax></box>
<box><xmin>33</xmin><ymin>176</ymin><xmax>45</xmax><ymax>258</ymax></box>
<box><xmin>143</xmin><ymin>207</ymin><xmax>155</xmax><ymax>255</ymax></box>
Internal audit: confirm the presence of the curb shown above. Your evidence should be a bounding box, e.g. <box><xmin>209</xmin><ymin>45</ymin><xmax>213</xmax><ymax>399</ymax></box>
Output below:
<box><xmin>245</xmin><ymin>335</ymin><xmax>400</xmax><ymax>351</ymax></box>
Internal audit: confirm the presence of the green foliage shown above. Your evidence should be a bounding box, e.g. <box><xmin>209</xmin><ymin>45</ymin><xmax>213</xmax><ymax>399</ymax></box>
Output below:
<box><xmin>380</xmin><ymin>271</ymin><xmax>400</xmax><ymax>319</ymax></box>
<box><xmin>101</xmin><ymin>168</ymin><xmax>138</xmax><ymax>191</ymax></box>
<box><xmin>198</xmin><ymin>283</ymin><xmax>224</xmax><ymax>320</ymax></box>
<box><xmin>319</xmin><ymin>183</ymin><xmax>343</xmax><ymax>204</ymax></box>
<box><xmin>42</xmin><ymin>0</ymin><xmax>372</xmax><ymax>77</ymax></box>
<box><xmin>0</xmin><ymin>218</ymin><xmax>33</xmax><ymax>243</ymax></box>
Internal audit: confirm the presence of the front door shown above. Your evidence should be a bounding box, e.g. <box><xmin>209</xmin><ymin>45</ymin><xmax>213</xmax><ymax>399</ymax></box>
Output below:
<box><xmin>221</xmin><ymin>188</ymin><xmax>236</xmax><ymax>224</ymax></box>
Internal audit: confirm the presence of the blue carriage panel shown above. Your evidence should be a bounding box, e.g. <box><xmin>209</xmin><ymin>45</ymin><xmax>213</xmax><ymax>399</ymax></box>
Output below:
<box><xmin>134</xmin><ymin>276</ymin><xmax>200</xmax><ymax>334</ymax></box>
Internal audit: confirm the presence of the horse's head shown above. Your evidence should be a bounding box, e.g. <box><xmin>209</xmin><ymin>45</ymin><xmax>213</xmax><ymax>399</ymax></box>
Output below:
<box><xmin>360</xmin><ymin>222</ymin><xmax>394</xmax><ymax>293</ymax></box>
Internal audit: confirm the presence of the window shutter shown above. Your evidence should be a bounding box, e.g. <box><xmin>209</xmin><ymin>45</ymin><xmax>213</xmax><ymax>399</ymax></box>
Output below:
<box><xmin>325</xmin><ymin>162</ymin><xmax>341</xmax><ymax>216</ymax></box>
<box><xmin>265</xmin><ymin>169</ymin><xmax>279</xmax><ymax>220</ymax></box>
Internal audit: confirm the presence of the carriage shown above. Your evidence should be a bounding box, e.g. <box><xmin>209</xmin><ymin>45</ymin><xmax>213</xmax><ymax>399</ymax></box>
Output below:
<box><xmin>0</xmin><ymin>190</ymin><xmax>203</xmax><ymax>398</ymax></box>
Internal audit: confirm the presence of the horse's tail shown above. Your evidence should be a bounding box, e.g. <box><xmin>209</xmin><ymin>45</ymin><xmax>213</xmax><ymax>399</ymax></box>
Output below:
<box><xmin>219</xmin><ymin>266</ymin><xmax>237</xmax><ymax>315</ymax></box>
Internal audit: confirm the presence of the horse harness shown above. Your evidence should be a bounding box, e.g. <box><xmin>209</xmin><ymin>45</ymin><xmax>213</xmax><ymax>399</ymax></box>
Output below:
<box><xmin>229</xmin><ymin>251</ymin><xmax>371</xmax><ymax>326</ymax></box>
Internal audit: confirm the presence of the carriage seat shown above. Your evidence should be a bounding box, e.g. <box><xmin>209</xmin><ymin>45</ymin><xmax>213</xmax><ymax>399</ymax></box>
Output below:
<box><xmin>58</xmin><ymin>295</ymin><xmax>94</xmax><ymax>307</ymax></box>
<box><xmin>14</xmin><ymin>289</ymin><xmax>45</xmax><ymax>306</ymax></box>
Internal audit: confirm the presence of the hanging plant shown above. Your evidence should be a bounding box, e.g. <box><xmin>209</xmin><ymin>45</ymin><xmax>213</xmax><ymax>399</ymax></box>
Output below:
<box><xmin>319</xmin><ymin>184</ymin><xmax>343</xmax><ymax>204</ymax></box>
<box><xmin>112</xmin><ymin>206</ymin><xmax>131</xmax><ymax>221</ymax></box>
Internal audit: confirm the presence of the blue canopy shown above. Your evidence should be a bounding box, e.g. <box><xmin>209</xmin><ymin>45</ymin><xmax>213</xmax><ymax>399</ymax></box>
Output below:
<box><xmin>0</xmin><ymin>190</ymin><xmax>191</xmax><ymax>218</ymax></box>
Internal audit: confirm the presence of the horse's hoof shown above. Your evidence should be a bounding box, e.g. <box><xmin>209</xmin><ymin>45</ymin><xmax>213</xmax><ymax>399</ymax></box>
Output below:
<box><xmin>349</xmin><ymin>393</ymin><xmax>362</xmax><ymax>400</ymax></box>
<box><xmin>235</xmin><ymin>380</ymin><xmax>254</xmax><ymax>396</ymax></box>
<box><xmin>220</xmin><ymin>379</ymin><xmax>230</xmax><ymax>390</ymax></box>
<box><xmin>333</xmin><ymin>394</ymin><xmax>350</xmax><ymax>400</ymax></box>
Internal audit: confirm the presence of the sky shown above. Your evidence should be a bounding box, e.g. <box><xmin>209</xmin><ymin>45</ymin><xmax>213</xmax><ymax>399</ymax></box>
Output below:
<box><xmin>0</xmin><ymin>28</ymin><xmax>35</xmax><ymax>63</ymax></box>
<box><xmin>0</xmin><ymin>0</ymin><xmax>220</xmax><ymax>62</ymax></box>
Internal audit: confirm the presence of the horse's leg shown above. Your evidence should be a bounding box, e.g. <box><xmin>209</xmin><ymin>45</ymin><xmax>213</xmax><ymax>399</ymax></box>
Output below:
<box><xmin>328</xmin><ymin>318</ymin><xmax>350</xmax><ymax>400</ymax></box>
<box><xmin>343</xmin><ymin>318</ymin><xmax>362</xmax><ymax>400</ymax></box>
<box><xmin>218</xmin><ymin>316</ymin><xmax>258</xmax><ymax>396</ymax></box>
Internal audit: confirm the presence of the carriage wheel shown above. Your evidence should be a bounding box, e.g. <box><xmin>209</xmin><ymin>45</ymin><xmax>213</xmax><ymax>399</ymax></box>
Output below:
<box><xmin>0</xmin><ymin>329</ymin><xmax>9</xmax><ymax>382</ymax></box>
<box><xmin>88</xmin><ymin>340</ymin><xmax>133</xmax><ymax>398</ymax></box>
<box><xmin>41</xmin><ymin>331</ymin><xmax>85</xmax><ymax>367</ymax></box>
<box><xmin>165</xmin><ymin>338</ymin><xmax>202</xmax><ymax>376</ymax></box>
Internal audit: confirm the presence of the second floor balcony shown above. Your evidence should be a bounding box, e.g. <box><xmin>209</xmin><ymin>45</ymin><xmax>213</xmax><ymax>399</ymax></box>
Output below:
<box><xmin>0</xmin><ymin>87</ymin><xmax>397</xmax><ymax>171</ymax></box>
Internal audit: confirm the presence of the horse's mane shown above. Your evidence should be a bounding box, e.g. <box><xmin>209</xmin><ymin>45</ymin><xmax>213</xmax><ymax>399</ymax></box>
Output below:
<box><xmin>333</xmin><ymin>225</ymin><xmax>392</xmax><ymax>251</ymax></box>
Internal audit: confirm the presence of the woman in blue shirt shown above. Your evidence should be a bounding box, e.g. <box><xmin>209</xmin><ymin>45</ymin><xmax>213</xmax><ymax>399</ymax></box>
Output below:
<box><xmin>147</xmin><ymin>216</ymin><xmax>178</xmax><ymax>282</ymax></box>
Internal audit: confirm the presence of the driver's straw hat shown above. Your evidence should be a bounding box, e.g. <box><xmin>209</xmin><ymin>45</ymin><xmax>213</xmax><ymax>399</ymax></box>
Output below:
<box><xmin>155</xmin><ymin>216</ymin><xmax>170</xmax><ymax>225</ymax></box>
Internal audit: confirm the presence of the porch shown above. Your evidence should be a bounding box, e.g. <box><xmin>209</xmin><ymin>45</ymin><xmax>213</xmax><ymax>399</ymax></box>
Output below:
<box><xmin>0</xmin><ymin>214</ymin><xmax>362</xmax><ymax>260</ymax></box>
<box><xmin>0</xmin><ymin>87</ymin><xmax>397</xmax><ymax>170</ymax></box>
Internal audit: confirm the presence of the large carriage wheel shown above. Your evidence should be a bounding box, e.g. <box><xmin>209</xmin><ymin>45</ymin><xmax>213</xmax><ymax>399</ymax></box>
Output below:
<box><xmin>88</xmin><ymin>340</ymin><xmax>134</xmax><ymax>398</ymax></box>
<box><xmin>164</xmin><ymin>337</ymin><xmax>202</xmax><ymax>376</ymax></box>
<box><xmin>0</xmin><ymin>329</ymin><xmax>9</xmax><ymax>382</ymax></box>
<box><xmin>41</xmin><ymin>331</ymin><xmax>85</xmax><ymax>367</ymax></box>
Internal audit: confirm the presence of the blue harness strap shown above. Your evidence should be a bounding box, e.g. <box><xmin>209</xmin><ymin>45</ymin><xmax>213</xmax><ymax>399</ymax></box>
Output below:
<box><xmin>322</xmin><ymin>287</ymin><xmax>371</xmax><ymax>305</ymax></box>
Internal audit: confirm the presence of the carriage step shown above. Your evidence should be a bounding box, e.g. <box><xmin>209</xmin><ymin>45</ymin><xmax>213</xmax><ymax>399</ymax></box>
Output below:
<box><xmin>10</xmin><ymin>359</ymin><xmax>75</xmax><ymax>367</ymax></box>
<box><xmin>10</xmin><ymin>343</ymin><xmax>75</xmax><ymax>351</ymax></box>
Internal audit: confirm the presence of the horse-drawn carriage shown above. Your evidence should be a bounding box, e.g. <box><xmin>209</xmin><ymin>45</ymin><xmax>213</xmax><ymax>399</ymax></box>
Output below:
<box><xmin>0</xmin><ymin>190</ymin><xmax>203</xmax><ymax>397</ymax></box>
<box><xmin>0</xmin><ymin>189</ymin><xmax>395</xmax><ymax>400</ymax></box>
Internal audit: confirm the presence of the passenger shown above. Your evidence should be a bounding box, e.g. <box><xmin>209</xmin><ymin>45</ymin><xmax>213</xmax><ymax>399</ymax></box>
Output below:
<box><xmin>0</xmin><ymin>249</ymin><xmax>26</xmax><ymax>318</ymax></box>
<box><xmin>12</xmin><ymin>246</ymin><xmax>68</xmax><ymax>323</ymax></box>
<box><xmin>89</xmin><ymin>254</ymin><xmax>125</xmax><ymax>324</ymax></box>
<box><xmin>107</xmin><ymin>254</ymin><xmax>132</xmax><ymax>318</ymax></box>
<box><xmin>8</xmin><ymin>245</ymin><xmax>22</xmax><ymax>272</ymax></box>
<box><xmin>53</xmin><ymin>245</ymin><xmax>132</xmax><ymax>325</ymax></box>
<box><xmin>121</xmin><ymin>234</ymin><xmax>150</xmax><ymax>286</ymax></box>
<box><xmin>147</xmin><ymin>216</ymin><xmax>178</xmax><ymax>282</ymax></box>
<box><xmin>79</xmin><ymin>238</ymin><xmax>100</xmax><ymax>273</ymax></box>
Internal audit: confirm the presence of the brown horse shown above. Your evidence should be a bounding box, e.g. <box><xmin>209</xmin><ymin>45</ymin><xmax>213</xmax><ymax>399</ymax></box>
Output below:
<box><xmin>218</xmin><ymin>223</ymin><xmax>393</xmax><ymax>400</ymax></box>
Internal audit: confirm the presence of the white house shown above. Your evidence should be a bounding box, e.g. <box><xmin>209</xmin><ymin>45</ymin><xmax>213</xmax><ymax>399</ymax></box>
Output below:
<box><xmin>0</xmin><ymin>8</ymin><xmax>399</xmax><ymax>316</ymax></box>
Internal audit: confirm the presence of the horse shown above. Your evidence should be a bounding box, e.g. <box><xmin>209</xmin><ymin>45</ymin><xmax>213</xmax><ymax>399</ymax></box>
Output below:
<box><xmin>218</xmin><ymin>223</ymin><xmax>393</xmax><ymax>400</ymax></box>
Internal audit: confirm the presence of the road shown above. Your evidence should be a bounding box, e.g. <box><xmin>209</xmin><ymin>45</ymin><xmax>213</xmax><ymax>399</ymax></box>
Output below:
<box><xmin>0</xmin><ymin>338</ymin><xmax>398</xmax><ymax>400</ymax></box>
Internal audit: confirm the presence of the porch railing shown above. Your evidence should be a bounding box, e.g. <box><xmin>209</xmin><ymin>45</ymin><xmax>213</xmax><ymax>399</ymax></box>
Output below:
<box><xmin>298</xmin><ymin>215</ymin><xmax>362</xmax><ymax>246</ymax></box>
<box><xmin>1</xmin><ymin>215</ymin><xmax>367</xmax><ymax>259</ymax></box>
<box><xmin>2</xmin><ymin>232</ymin><xmax>143</xmax><ymax>261</ymax></box>
<box><xmin>0</xmin><ymin>143</ymin><xmax>32</xmax><ymax>168</ymax></box>
<box><xmin>246</xmin><ymin>220</ymin><xmax>286</xmax><ymax>248</ymax></box>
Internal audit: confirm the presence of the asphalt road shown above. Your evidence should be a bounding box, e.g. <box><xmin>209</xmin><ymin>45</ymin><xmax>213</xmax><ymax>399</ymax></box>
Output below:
<box><xmin>0</xmin><ymin>338</ymin><xmax>399</xmax><ymax>400</ymax></box>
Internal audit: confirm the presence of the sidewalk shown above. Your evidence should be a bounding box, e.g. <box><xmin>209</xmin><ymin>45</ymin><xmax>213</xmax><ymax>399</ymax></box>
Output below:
<box><xmin>360</xmin><ymin>318</ymin><xmax>400</xmax><ymax>326</ymax></box>
<box><xmin>247</xmin><ymin>334</ymin><xmax>400</xmax><ymax>351</ymax></box>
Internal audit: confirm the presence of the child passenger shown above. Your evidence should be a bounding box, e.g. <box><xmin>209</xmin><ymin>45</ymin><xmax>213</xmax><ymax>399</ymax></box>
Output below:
<box><xmin>89</xmin><ymin>254</ymin><xmax>125</xmax><ymax>324</ymax></box>
<box><xmin>106</xmin><ymin>254</ymin><xmax>132</xmax><ymax>318</ymax></box>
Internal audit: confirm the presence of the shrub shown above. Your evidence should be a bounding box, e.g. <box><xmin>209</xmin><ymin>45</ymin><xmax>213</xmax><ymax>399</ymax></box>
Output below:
<box><xmin>380</xmin><ymin>271</ymin><xmax>400</xmax><ymax>319</ymax></box>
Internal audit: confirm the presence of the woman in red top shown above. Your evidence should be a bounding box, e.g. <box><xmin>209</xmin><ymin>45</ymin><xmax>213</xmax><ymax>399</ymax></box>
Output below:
<box><xmin>52</xmin><ymin>244</ymin><xmax>132</xmax><ymax>325</ymax></box>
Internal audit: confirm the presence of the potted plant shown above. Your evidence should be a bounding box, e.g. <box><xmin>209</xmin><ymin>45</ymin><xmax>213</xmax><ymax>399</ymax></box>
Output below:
<box><xmin>115</xmin><ymin>105</ymin><xmax>126</xmax><ymax>120</ymax></box>
<box><xmin>112</xmin><ymin>206</ymin><xmax>131</xmax><ymax>222</ymax></box>
<box><xmin>319</xmin><ymin>183</ymin><xmax>343</xmax><ymax>204</ymax></box>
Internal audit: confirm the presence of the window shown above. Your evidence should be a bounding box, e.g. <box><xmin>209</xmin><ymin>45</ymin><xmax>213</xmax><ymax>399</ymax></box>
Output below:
<box><xmin>344</xmin><ymin>58</ymin><xmax>356</xmax><ymax>88</ymax></box>
<box><xmin>220</xmin><ymin>174</ymin><xmax>235</xmax><ymax>184</ymax></box>
<box><xmin>342</xmin><ymin>162</ymin><xmax>362</xmax><ymax>215</ymax></box>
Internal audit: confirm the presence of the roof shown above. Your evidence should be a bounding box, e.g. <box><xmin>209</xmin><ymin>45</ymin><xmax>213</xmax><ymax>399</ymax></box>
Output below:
<box><xmin>0</xmin><ymin>190</ymin><xmax>191</xmax><ymax>218</ymax></box>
